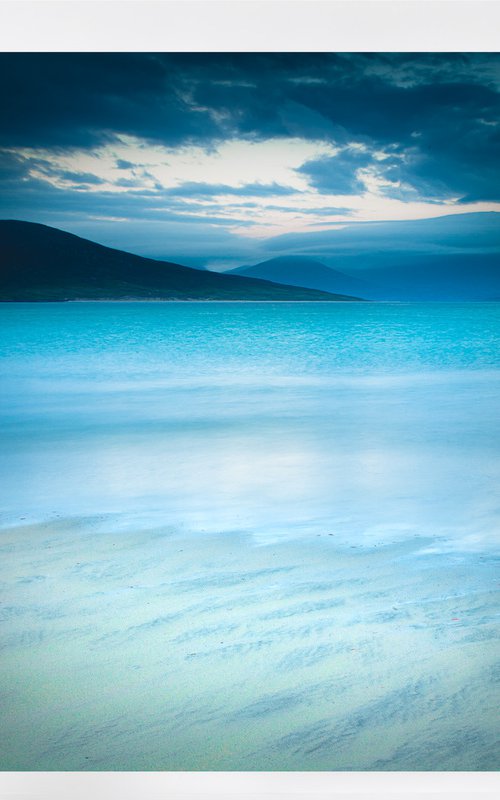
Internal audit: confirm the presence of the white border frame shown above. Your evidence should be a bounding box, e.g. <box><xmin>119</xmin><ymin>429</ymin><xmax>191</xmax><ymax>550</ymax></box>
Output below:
<box><xmin>0</xmin><ymin>2</ymin><xmax>499</xmax><ymax>798</ymax></box>
<box><xmin>0</xmin><ymin>770</ymin><xmax>499</xmax><ymax>798</ymax></box>
<box><xmin>0</xmin><ymin>1</ymin><xmax>500</xmax><ymax>52</ymax></box>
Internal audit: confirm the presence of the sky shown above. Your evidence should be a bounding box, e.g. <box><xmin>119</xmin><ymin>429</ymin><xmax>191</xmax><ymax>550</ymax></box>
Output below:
<box><xmin>1</xmin><ymin>52</ymin><xmax>500</xmax><ymax>269</ymax></box>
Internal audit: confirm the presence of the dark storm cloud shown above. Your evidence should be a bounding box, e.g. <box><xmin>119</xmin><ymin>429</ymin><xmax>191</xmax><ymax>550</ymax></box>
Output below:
<box><xmin>286</xmin><ymin>76</ymin><xmax>500</xmax><ymax>201</ymax></box>
<box><xmin>1</xmin><ymin>51</ymin><xmax>499</xmax><ymax>227</ymax></box>
<box><xmin>297</xmin><ymin>149</ymin><xmax>375</xmax><ymax>195</ymax></box>
<box><xmin>0</xmin><ymin>53</ymin><xmax>220</xmax><ymax>148</ymax></box>
<box><xmin>198</xmin><ymin>54</ymin><xmax>500</xmax><ymax>202</ymax></box>
<box><xmin>0</xmin><ymin>149</ymin><xmax>27</xmax><ymax>180</ymax></box>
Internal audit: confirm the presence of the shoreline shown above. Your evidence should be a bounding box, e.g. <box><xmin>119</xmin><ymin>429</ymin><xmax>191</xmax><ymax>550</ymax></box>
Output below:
<box><xmin>2</xmin><ymin>298</ymin><xmax>498</xmax><ymax>305</ymax></box>
<box><xmin>0</xmin><ymin>298</ymin><xmax>367</xmax><ymax>304</ymax></box>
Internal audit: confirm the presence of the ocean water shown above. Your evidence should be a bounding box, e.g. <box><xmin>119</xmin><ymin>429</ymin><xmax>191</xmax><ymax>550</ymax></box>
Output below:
<box><xmin>0</xmin><ymin>301</ymin><xmax>499</xmax><ymax>770</ymax></box>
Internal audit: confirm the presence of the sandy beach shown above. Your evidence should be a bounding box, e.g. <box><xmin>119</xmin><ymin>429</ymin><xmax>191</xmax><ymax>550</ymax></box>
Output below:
<box><xmin>1</xmin><ymin>301</ymin><xmax>499</xmax><ymax>770</ymax></box>
<box><xmin>1</xmin><ymin>514</ymin><xmax>497</xmax><ymax>770</ymax></box>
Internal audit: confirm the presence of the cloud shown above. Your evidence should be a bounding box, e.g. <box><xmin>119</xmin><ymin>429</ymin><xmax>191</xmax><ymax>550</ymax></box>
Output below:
<box><xmin>2</xmin><ymin>135</ymin><xmax>499</xmax><ymax>244</ymax></box>
<box><xmin>0</xmin><ymin>53</ymin><xmax>221</xmax><ymax>149</ymax></box>
<box><xmin>261</xmin><ymin>211</ymin><xmax>500</xmax><ymax>257</ymax></box>
<box><xmin>298</xmin><ymin>146</ymin><xmax>377</xmax><ymax>195</ymax></box>
<box><xmin>164</xmin><ymin>181</ymin><xmax>298</xmax><ymax>198</ymax></box>
<box><xmin>290</xmin><ymin>77</ymin><xmax>500</xmax><ymax>202</ymax></box>
<box><xmin>7</xmin><ymin>136</ymin><xmax>336</xmax><ymax>193</ymax></box>
<box><xmin>1</xmin><ymin>53</ymin><xmax>500</xmax><ymax>248</ymax></box>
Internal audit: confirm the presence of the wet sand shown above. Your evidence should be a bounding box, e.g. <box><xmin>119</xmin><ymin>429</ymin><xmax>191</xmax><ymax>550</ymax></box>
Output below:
<box><xmin>0</xmin><ymin>515</ymin><xmax>497</xmax><ymax>770</ymax></box>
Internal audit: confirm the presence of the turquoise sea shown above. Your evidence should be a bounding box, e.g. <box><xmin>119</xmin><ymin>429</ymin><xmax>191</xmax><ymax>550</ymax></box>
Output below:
<box><xmin>0</xmin><ymin>301</ymin><xmax>499</xmax><ymax>770</ymax></box>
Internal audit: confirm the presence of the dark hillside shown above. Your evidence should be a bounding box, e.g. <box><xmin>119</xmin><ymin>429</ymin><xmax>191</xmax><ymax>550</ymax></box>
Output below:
<box><xmin>0</xmin><ymin>221</ymin><xmax>360</xmax><ymax>302</ymax></box>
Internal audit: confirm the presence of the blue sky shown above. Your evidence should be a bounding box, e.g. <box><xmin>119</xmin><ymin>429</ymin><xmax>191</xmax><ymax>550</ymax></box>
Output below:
<box><xmin>1</xmin><ymin>53</ymin><xmax>499</xmax><ymax>268</ymax></box>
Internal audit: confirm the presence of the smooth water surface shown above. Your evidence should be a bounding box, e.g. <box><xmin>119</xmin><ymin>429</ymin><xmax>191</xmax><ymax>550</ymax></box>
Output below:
<box><xmin>0</xmin><ymin>301</ymin><xmax>499</xmax><ymax>769</ymax></box>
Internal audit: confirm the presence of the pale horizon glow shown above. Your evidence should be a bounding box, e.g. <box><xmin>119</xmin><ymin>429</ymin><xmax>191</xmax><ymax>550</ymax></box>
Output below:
<box><xmin>8</xmin><ymin>135</ymin><xmax>500</xmax><ymax>239</ymax></box>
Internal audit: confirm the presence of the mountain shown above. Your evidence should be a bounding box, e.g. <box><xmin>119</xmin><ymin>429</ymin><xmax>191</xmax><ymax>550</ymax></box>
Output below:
<box><xmin>344</xmin><ymin>252</ymin><xmax>500</xmax><ymax>301</ymax></box>
<box><xmin>228</xmin><ymin>256</ymin><xmax>372</xmax><ymax>297</ymax></box>
<box><xmin>259</xmin><ymin>213</ymin><xmax>500</xmax><ymax>300</ymax></box>
<box><xmin>0</xmin><ymin>221</ymin><xmax>360</xmax><ymax>302</ymax></box>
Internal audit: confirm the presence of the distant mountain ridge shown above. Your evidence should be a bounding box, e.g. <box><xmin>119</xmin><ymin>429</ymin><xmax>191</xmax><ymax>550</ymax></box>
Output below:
<box><xmin>0</xmin><ymin>221</ymin><xmax>360</xmax><ymax>302</ymax></box>
<box><xmin>252</xmin><ymin>213</ymin><xmax>500</xmax><ymax>300</ymax></box>
<box><xmin>227</xmin><ymin>244</ymin><xmax>500</xmax><ymax>301</ymax></box>
<box><xmin>228</xmin><ymin>256</ymin><xmax>372</xmax><ymax>297</ymax></box>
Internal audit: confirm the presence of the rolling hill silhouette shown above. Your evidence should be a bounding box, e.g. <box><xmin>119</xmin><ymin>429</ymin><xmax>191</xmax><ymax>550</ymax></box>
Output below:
<box><xmin>229</xmin><ymin>256</ymin><xmax>371</xmax><ymax>297</ymax></box>
<box><xmin>252</xmin><ymin>213</ymin><xmax>500</xmax><ymax>300</ymax></box>
<box><xmin>0</xmin><ymin>221</ymin><xmax>360</xmax><ymax>302</ymax></box>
